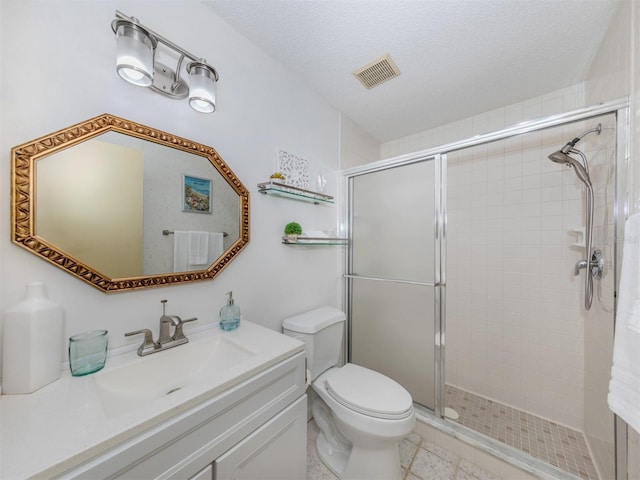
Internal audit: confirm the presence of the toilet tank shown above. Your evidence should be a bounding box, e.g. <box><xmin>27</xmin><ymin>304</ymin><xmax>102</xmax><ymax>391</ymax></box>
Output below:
<box><xmin>282</xmin><ymin>306</ymin><xmax>346</xmax><ymax>381</ymax></box>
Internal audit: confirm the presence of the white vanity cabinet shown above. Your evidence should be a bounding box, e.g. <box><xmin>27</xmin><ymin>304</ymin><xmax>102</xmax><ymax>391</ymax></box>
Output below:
<box><xmin>58</xmin><ymin>351</ymin><xmax>307</xmax><ymax>480</ymax></box>
<box><xmin>213</xmin><ymin>395</ymin><xmax>306</xmax><ymax>479</ymax></box>
<box><xmin>191</xmin><ymin>465</ymin><xmax>214</xmax><ymax>480</ymax></box>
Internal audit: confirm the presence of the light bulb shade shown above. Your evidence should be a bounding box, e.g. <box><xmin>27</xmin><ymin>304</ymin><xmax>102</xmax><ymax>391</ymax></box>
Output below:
<box><xmin>187</xmin><ymin>62</ymin><xmax>218</xmax><ymax>113</ymax></box>
<box><xmin>114</xmin><ymin>22</ymin><xmax>155</xmax><ymax>87</ymax></box>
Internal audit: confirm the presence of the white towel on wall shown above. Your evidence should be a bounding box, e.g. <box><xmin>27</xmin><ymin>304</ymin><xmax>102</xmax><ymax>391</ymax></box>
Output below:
<box><xmin>173</xmin><ymin>231</ymin><xmax>225</xmax><ymax>272</ymax></box>
<box><xmin>209</xmin><ymin>232</ymin><xmax>224</xmax><ymax>261</ymax></box>
<box><xmin>188</xmin><ymin>231</ymin><xmax>209</xmax><ymax>265</ymax></box>
<box><xmin>608</xmin><ymin>213</ymin><xmax>640</xmax><ymax>433</ymax></box>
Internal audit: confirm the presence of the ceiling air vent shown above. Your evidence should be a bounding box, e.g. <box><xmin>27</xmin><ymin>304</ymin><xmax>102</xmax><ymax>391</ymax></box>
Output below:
<box><xmin>353</xmin><ymin>54</ymin><xmax>401</xmax><ymax>90</ymax></box>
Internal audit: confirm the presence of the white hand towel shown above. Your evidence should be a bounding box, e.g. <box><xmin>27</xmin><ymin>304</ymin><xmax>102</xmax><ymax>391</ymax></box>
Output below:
<box><xmin>174</xmin><ymin>231</ymin><xmax>225</xmax><ymax>272</ymax></box>
<box><xmin>608</xmin><ymin>213</ymin><xmax>640</xmax><ymax>433</ymax></box>
<box><xmin>209</xmin><ymin>232</ymin><xmax>224</xmax><ymax>261</ymax></box>
<box><xmin>188</xmin><ymin>231</ymin><xmax>209</xmax><ymax>265</ymax></box>
<box><xmin>173</xmin><ymin>231</ymin><xmax>190</xmax><ymax>272</ymax></box>
<box><xmin>620</xmin><ymin>213</ymin><xmax>640</xmax><ymax>333</ymax></box>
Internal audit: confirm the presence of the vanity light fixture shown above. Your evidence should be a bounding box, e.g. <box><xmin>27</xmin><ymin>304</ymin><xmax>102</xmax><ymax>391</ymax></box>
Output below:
<box><xmin>111</xmin><ymin>11</ymin><xmax>219</xmax><ymax>113</ymax></box>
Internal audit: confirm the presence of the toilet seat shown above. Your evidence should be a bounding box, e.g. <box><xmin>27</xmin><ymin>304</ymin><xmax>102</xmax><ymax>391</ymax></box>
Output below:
<box><xmin>324</xmin><ymin>363</ymin><xmax>413</xmax><ymax>420</ymax></box>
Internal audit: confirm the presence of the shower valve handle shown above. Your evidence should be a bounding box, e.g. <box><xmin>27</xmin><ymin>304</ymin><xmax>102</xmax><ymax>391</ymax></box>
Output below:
<box><xmin>574</xmin><ymin>259</ymin><xmax>588</xmax><ymax>276</ymax></box>
<box><xmin>574</xmin><ymin>251</ymin><xmax>605</xmax><ymax>278</ymax></box>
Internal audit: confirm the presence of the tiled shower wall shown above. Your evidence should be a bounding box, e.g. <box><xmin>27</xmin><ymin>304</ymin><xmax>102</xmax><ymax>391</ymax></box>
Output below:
<box><xmin>445</xmin><ymin>118</ymin><xmax>616</xmax><ymax>431</ymax></box>
<box><xmin>446</xmin><ymin>125</ymin><xmax>586</xmax><ymax>429</ymax></box>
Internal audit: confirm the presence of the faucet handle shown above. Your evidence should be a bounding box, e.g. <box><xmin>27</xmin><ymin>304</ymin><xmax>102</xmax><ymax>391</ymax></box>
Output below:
<box><xmin>125</xmin><ymin>329</ymin><xmax>158</xmax><ymax>356</ymax></box>
<box><xmin>173</xmin><ymin>317</ymin><xmax>198</xmax><ymax>342</ymax></box>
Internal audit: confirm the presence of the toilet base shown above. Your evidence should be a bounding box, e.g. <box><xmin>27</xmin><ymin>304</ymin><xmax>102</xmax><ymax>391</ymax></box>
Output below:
<box><xmin>316</xmin><ymin>430</ymin><xmax>403</xmax><ymax>480</ymax></box>
<box><xmin>316</xmin><ymin>431</ymin><xmax>350</xmax><ymax>478</ymax></box>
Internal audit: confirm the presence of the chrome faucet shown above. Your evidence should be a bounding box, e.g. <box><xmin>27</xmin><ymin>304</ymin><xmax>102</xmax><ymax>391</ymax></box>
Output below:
<box><xmin>159</xmin><ymin>300</ymin><xmax>183</xmax><ymax>345</ymax></box>
<box><xmin>125</xmin><ymin>300</ymin><xmax>197</xmax><ymax>356</ymax></box>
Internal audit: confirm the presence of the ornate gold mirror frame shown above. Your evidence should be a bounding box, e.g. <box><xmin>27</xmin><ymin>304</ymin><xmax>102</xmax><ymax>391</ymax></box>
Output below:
<box><xmin>11</xmin><ymin>113</ymin><xmax>250</xmax><ymax>292</ymax></box>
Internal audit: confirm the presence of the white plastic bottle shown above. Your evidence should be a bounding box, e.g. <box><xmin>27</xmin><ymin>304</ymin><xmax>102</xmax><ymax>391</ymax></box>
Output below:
<box><xmin>2</xmin><ymin>282</ymin><xmax>64</xmax><ymax>394</ymax></box>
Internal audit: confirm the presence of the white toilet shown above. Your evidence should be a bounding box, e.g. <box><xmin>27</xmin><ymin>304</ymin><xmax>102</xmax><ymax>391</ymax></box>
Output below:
<box><xmin>283</xmin><ymin>306</ymin><xmax>415</xmax><ymax>480</ymax></box>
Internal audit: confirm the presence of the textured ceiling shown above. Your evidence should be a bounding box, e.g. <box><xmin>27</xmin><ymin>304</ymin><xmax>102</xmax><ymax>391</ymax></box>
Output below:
<box><xmin>205</xmin><ymin>0</ymin><xmax>621</xmax><ymax>143</ymax></box>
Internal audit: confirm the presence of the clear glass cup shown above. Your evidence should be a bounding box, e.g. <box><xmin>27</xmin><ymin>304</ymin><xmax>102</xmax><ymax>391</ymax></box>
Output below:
<box><xmin>68</xmin><ymin>330</ymin><xmax>108</xmax><ymax>376</ymax></box>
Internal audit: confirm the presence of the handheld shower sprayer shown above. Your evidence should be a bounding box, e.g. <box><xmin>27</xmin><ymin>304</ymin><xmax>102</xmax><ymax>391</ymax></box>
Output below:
<box><xmin>547</xmin><ymin>123</ymin><xmax>602</xmax><ymax>311</ymax></box>
<box><xmin>547</xmin><ymin>151</ymin><xmax>592</xmax><ymax>187</ymax></box>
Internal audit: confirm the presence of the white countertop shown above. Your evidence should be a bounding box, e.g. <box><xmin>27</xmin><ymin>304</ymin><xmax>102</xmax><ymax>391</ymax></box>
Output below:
<box><xmin>0</xmin><ymin>321</ymin><xmax>304</xmax><ymax>479</ymax></box>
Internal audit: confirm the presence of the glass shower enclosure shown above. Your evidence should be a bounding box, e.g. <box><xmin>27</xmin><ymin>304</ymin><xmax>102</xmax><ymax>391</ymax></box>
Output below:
<box><xmin>344</xmin><ymin>100</ymin><xmax>628</xmax><ymax>480</ymax></box>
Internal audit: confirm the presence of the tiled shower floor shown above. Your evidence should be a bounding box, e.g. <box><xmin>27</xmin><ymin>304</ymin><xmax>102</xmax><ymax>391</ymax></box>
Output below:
<box><xmin>446</xmin><ymin>385</ymin><xmax>599</xmax><ymax>480</ymax></box>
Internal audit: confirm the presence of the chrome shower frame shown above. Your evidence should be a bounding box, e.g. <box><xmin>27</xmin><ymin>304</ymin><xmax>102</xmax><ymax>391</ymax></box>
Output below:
<box><xmin>342</xmin><ymin>97</ymin><xmax>630</xmax><ymax>480</ymax></box>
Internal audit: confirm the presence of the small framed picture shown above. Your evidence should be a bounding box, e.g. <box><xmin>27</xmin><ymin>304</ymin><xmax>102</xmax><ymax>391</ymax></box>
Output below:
<box><xmin>182</xmin><ymin>174</ymin><xmax>212</xmax><ymax>214</ymax></box>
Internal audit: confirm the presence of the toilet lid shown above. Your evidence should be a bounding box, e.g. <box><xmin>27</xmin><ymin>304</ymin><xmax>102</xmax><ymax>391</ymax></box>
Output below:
<box><xmin>325</xmin><ymin>363</ymin><xmax>413</xmax><ymax>420</ymax></box>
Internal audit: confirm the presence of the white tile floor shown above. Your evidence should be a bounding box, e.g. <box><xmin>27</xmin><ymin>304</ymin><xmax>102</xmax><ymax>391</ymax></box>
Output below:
<box><xmin>307</xmin><ymin>420</ymin><xmax>503</xmax><ymax>480</ymax></box>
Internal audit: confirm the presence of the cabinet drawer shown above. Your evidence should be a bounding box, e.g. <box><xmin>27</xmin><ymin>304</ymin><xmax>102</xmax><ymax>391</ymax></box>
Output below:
<box><xmin>214</xmin><ymin>395</ymin><xmax>307</xmax><ymax>480</ymax></box>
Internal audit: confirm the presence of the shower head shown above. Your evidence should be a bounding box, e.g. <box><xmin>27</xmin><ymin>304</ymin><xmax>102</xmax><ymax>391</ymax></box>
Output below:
<box><xmin>548</xmin><ymin>150</ymin><xmax>571</xmax><ymax>164</ymax></box>
<box><xmin>548</xmin><ymin>123</ymin><xmax>600</xmax><ymax>187</ymax></box>
<box><xmin>548</xmin><ymin>150</ymin><xmax>592</xmax><ymax>187</ymax></box>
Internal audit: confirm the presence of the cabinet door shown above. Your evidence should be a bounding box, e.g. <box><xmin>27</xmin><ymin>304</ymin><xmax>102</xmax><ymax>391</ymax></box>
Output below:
<box><xmin>190</xmin><ymin>464</ymin><xmax>213</xmax><ymax>480</ymax></box>
<box><xmin>214</xmin><ymin>395</ymin><xmax>306</xmax><ymax>480</ymax></box>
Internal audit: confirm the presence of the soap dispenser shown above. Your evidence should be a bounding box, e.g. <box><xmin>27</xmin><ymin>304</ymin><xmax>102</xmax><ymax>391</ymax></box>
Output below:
<box><xmin>219</xmin><ymin>291</ymin><xmax>241</xmax><ymax>331</ymax></box>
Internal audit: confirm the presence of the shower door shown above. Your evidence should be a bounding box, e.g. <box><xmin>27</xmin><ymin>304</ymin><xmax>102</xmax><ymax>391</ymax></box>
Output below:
<box><xmin>443</xmin><ymin>113</ymin><xmax>621</xmax><ymax>480</ymax></box>
<box><xmin>347</xmin><ymin>156</ymin><xmax>444</xmax><ymax>411</ymax></box>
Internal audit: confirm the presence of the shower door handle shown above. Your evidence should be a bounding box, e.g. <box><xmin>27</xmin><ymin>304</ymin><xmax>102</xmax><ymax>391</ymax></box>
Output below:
<box><xmin>574</xmin><ymin>259</ymin><xmax>588</xmax><ymax>275</ymax></box>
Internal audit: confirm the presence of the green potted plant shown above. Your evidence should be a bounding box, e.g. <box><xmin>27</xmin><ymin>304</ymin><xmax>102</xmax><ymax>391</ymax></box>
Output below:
<box><xmin>270</xmin><ymin>172</ymin><xmax>286</xmax><ymax>184</ymax></box>
<box><xmin>284</xmin><ymin>221</ymin><xmax>303</xmax><ymax>243</ymax></box>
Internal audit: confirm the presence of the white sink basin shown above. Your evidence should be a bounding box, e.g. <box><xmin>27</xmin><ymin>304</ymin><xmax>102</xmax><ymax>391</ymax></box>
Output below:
<box><xmin>94</xmin><ymin>334</ymin><xmax>255</xmax><ymax>416</ymax></box>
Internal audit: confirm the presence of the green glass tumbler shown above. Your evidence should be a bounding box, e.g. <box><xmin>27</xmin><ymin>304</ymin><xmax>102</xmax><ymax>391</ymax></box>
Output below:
<box><xmin>69</xmin><ymin>330</ymin><xmax>108</xmax><ymax>376</ymax></box>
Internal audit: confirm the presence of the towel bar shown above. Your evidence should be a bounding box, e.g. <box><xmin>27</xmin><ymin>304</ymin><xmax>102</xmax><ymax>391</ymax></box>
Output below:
<box><xmin>163</xmin><ymin>229</ymin><xmax>228</xmax><ymax>237</ymax></box>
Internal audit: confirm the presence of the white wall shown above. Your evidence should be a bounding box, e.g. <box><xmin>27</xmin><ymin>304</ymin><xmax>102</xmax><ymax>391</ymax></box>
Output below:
<box><xmin>0</xmin><ymin>1</ymin><xmax>342</xmax><ymax>373</ymax></box>
<box><xmin>339</xmin><ymin>113</ymin><xmax>381</xmax><ymax>169</ymax></box>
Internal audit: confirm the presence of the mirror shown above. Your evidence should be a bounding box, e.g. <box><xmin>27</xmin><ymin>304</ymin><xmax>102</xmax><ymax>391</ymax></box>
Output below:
<box><xmin>11</xmin><ymin>114</ymin><xmax>250</xmax><ymax>292</ymax></box>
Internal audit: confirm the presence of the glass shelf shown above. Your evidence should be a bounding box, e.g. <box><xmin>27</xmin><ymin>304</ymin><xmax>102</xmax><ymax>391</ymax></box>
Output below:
<box><xmin>282</xmin><ymin>236</ymin><xmax>348</xmax><ymax>246</ymax></box>
<box><xmin>257</xmin><ymin>181</ymin><xmax>334</xmax><ymax>205</ymax></box>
